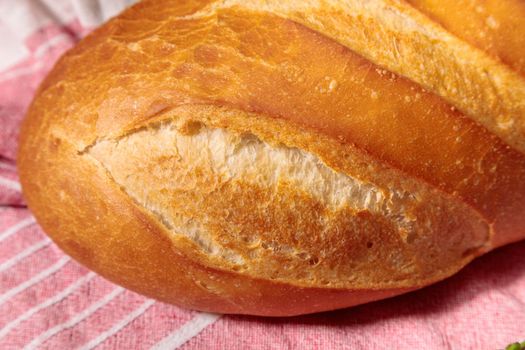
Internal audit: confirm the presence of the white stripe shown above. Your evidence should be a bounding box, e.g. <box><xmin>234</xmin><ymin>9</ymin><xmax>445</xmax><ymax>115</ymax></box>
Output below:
<box><xmin>0</xmin><ymin>59</ymin><xmax>43</xmax><ymax>84</ymax></box>
<box><xmin>0</xmin><ymin>0</ymin><xmax>136</xmax><ymax>43</ymax></box>
<box><xmin>99</xmin><ymin>0</ymin><xmax>131</xmax><ymax>21</ymax></box>
<box><xmin>33</xmin><ymin>33</ymin><xmax>72</xmax><ymax>58</ymax></box>
<box><xmin>71</xmin><ymin>0</ymin><xmax>137</xmax><ymax>28</ymax></box>
<box><xmin>0</xmin><ymin>1</ymin><xmax>55</xmax><ymax>41</ymax></box>
<box><xmin>150</xmin><ymin>313</ymin><xmax>221</xmax><ymax>350</ymax></box>
<box><xmin>78</xmin><ymin>299</ymin><xmax>156</xmax><ymax>350</ymax></box>
<box><xmin>0</xmin><ymin>33</ymin><xmax>71</xmax><ymax>84</ymax></box>
<box><xmin>0</xmin><ymin>0</ymin><xmax>75</xmax><ymax>41</ymax></box>
<box><xmin>0</xmin><ymin>162</ymin><xmax>17</xmax><ymax>170</ymax></box>
<box><xmin>71</xmin><ymin>0</ymin><xmax>103</xmax><ymax>27</ymax></box>
<box><xmin>0</xmin><ymin>256</ymin><xmax>69</xmax><ymax>306</ymax></box>
<box><xmin>0</xmin><ymin>60</ymin><xmax>44</xmax><ymax>83</ymax></box>
<box><xmin>0</xmin><ymin>24</ymin><xmax>30</xmax><ymax>71</ymax></box>
<box><xmin>23</xmin><ymin>287</ymin><xmax>125</xmax><ymax>350</ymax></box>
<box><xmin>0</xmin><ymin>238</ymin><xmax>51</xmax><ymax>273</ymax></box>
<box><xmin>0</xmin><ymin>177</ymin><xmax>22</xmax><ymax>192</ymax></box>
<box><xmin>0</xmin><ymin>272</ymin><xmax>96</xmax><ymax>340</ymax></box>
<box><xmin>0</xmin><ymin>217</ymin><xmax>36</xmax><ymax>243</ymax></box>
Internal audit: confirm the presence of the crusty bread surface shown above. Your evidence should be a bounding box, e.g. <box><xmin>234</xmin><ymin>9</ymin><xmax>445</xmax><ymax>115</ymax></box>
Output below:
<box><xmin>18</xmin><ymin>0</ymin><xmax>525</xmax><ymax>315</ymax></box>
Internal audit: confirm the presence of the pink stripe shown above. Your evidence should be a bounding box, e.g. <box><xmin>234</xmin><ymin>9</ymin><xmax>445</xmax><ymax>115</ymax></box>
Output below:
<box><xmin>0</xmin><ymin>272</ymin><xmax>96</xmax><ymax>341</ymax></box>
<box><xmin>2</xmin><ymin>276</ymin><xmax>116</xmax><ymax>348</ymax></box>
<box><xmin>0</xmin><ymin>217</ymin><xmax>35</xmax><ymax>244</ymax></box>
<box><xmin>44</xmin><ymin>290</ymin><xmax>148</xmax><ymax>349</ymax></box>
<box><xmin>25</xmin><ymin>21</ymin><xmax>82</xmax><ymax>52</ymax></box>
<box><xmin>0</xmin><ymin>23</ymin><xmax>81</xmax><ymax>161</ymax></box>
<box><xmin>0</xmin><ymin>238</ymin><xmax>51</xmax><ymax>273</ymax></box>
<box><xmin>99</xmin><ymin>302</ymin><xmax>195</xmax><ymax>349</ymax></box>
<box><xmin>0</xmin><ymin>175</ymin><xmax>21</xmax><ymax>203</ymax></box>
<box><xmin>0</xmin><ymin>169</ymin><xmax>22</xmax><ymax>205</ymax></box>
<box><xmin>0</xmin><ymin>244</ymin><xmax>59</xmax><ymax>294</ymax></box>
<box><xmin>0</xmin><ymin>31</ymin><xmax>71</xmax><ymax>76</ymax></box>
<box><xmin>23</xmin><ymin>287</ymin><xmax>125</xmax><ymax>349</ymax></box>
<box><xmin>0</xmin><ymin>36</ymin><xmax>72</xmax><ymax>83</ymax></box>
<box><xmin>0</xmin><ymin>221</ymin><xmax>41</xmax><ymax>262</ymax></box>
<box><xmin>153</xmin><ymin>313</ymin><xmax>220</xmax><ymax>350</ymax></box>
<box><xmin>77</xmin><ymin>299</ymin><xmax>156</xmax><ymax>350</ymax></box>
<box><xmin>0</xmin><ymin>70</ymin><xmax>45</xmax><ymax>160</ymax></box>
<box><xmin>0</xmin><ymin>261</ymin><xmax>89</xmax><ymax>328</ymax></box>
<box><xmin>0</xmin><ymin>161</ymin><xmax>17</xmax><ymax>171</ymax></box>
<box><xmin>0</xmin><ymin>186</ymin><xmax>25</xmax><ymax>207</ymax></box>
<box><xmin>0</xmin><ymin>19</ymin><xmax>89</xmax><ymax>76</ymax></box>
<box><xmin>0</xmin><ymin>256</ymin><xmax>69</xmax><ymax>308</ymax></box>
<box><xmin>0</xmin><ymin>210</ymin><xmax>32</xmax><ymax>233</ymax></box>
<box><xmin>0</xmin><ymin>167</ymin><xmax>19</xmax><ymax>180</ymax></box>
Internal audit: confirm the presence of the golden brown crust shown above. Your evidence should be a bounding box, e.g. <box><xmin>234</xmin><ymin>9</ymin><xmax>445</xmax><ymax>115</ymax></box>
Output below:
<box><xmin>18</xmin><ymin>0</ymin><xmax>525</xmax><ymax>315</ymax></box>
<box><xmin>85</xmin><ymin>105</ymin><xmax>489</xmax><ymax>289</ymax></box>
<box><xmin>187</xmin><ymin>0</ymin><xmax>525</xmax><ymax>155</ymax></box>
<box><xmin>406</xmin><ymin>0</ymin><xmax>525</xmax><ymax>76</ymax></box>
<box><xmin>18</xmin><ymin>130</ymin><xmax>408</xmax><ymax>316</ymax></box>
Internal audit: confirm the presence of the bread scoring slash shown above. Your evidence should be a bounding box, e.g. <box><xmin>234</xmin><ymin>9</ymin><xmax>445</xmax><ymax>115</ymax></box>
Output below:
<box><xmin>18</xmin><ymin>0</ymin><xmax>525</xmax><ymax>315</ymax></box>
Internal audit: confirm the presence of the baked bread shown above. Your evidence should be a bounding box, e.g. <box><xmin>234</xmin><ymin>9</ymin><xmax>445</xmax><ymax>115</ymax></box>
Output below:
<box><xmin>18</xmin><ymin>0</ymin><xmax>525</xmax><ymax>316</ymax></box>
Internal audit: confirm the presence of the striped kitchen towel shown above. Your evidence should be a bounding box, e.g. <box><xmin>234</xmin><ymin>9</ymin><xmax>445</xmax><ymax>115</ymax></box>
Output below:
<box><xmin>1</xmin><ymin>1</ymin><xmax>524</xmax><ymax>349</ymax></box>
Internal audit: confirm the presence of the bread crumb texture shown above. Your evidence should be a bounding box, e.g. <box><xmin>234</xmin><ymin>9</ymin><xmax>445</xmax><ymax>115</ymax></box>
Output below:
<box><xmin>88</xmin><ymin>119</ymin><xmax>488</xmax><ymax>288</ymax></box>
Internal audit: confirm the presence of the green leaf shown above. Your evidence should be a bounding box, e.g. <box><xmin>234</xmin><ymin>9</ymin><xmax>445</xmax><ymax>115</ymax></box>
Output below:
<box><xmin>506</xmin><ymin>343</ymin><xmax>522</xmax><ymax>350</ymax></box>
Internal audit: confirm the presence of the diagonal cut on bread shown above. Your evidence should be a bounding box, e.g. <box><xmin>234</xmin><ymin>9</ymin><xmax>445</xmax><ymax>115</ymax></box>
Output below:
<box><xmin>18</xmin><ymin>0</ymin><xmax>525</xmax><ymax>315</ymax></box>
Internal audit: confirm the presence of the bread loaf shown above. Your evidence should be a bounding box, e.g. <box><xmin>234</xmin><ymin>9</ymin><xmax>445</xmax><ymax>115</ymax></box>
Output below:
<box><xmin>18</xmin><ymin>0</ymin><xmax>525</xmax><ymax>316</ymax></box>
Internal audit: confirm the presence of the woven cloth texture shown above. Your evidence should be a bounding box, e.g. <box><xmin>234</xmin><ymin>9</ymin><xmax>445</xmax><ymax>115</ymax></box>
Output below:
<box><xmin>0</xmin><ymin>1</ymin><xmax>524</xmax><ymax>349</ymax></box>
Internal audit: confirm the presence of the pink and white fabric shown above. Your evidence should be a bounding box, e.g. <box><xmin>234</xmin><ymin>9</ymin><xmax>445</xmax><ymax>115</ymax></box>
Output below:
<box><xmin>0</xmin><ymin>1</ymin><xmax>524</xmax><ymax>349</ymax></box>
